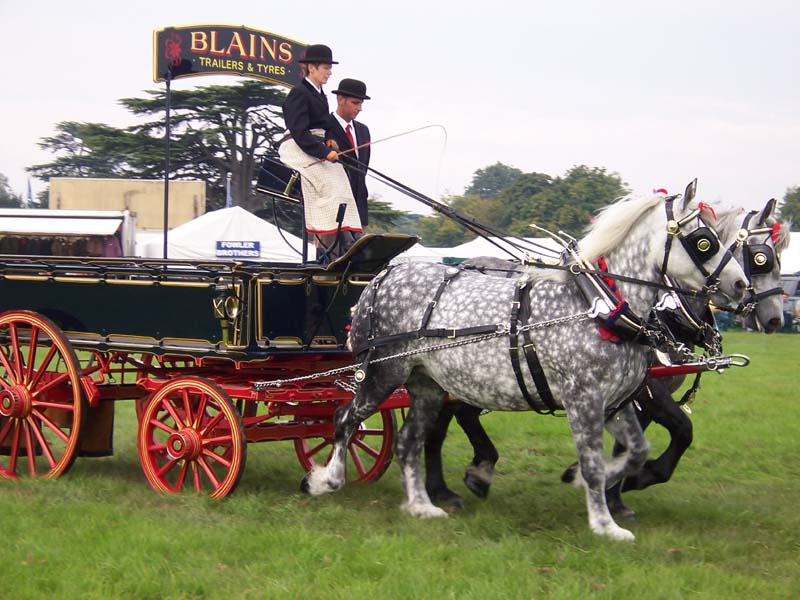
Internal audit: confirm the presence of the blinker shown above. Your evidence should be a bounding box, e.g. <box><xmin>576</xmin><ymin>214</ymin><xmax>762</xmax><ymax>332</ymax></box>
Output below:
<box><xmin>683</xmin><ymin>227</ymin><xmax>720</xmax><ymax>263</ymax></box>
<box><xmin>744</xmin><ymin>243</ymin><xmax>774</xmax><ymax>275</ymax></box>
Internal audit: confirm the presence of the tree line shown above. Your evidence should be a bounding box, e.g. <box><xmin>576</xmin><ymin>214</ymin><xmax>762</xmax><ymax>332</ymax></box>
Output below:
<box><xmin>3</xmin><ymin>80</ymin><xmax>798</xmax><ymax>240</ymax></box>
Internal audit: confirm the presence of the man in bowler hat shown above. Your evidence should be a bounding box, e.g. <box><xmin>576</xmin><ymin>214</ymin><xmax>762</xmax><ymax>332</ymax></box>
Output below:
<box><xmin>327</xmin><ymin>78</ymin><xmax>372</xmax><ymax>227</ymax></box>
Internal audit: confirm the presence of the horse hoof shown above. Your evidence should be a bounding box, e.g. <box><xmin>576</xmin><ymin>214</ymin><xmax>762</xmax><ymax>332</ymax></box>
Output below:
<box><xmin>464</xmin><ymin>473</ymin><xmax>490</xmax><ymax>499</ymax></box>
<box><xmin>603</xmin><ymin>525</ymin><xmax>636</xmax><ymax>542</ymax></box>
<box><xmin>402</xmin><ymin>502</ymin><xmax>449</xmax><ymax>519</ymax></box>
<box><xmin>610</xmin><ymin>503</ymin><xmax>636</xmax><ymax>520</ymax></box>
<box><xmin>429</xmin><ymin>489</ymin><xmax>465</xmax><ymax>511</ymax></box>
<box><xmin>561</xmin><ymin>463</ymin><xmax>578</xmax><ymax>484</ymax></box>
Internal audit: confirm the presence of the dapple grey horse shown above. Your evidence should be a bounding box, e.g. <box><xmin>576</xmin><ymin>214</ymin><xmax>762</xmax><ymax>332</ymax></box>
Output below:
<box><xmin>302</xmin><ymin>192</ymin><xmax>747</xmax><ymax>541</ymax></box>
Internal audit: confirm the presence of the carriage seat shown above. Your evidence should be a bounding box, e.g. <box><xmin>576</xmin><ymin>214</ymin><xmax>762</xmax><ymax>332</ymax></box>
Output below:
<box><xmin>255</xmin><ymin>156</ymin><xmax>303</xmax><ymax>204</ymax></box>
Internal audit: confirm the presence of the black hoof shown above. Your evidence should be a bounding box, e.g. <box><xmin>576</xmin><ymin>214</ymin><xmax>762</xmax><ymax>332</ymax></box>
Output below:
<box><xmin>300</xmin><ymin>474</ymin><xmax>311</xmax><ymax>494</ymax></box>
<box><xmin>464</xmin><ymin>473</ymin><xmax>491</xmax><ymax>499</ymax></box>
<box><xmin>609</xmin><ymin>501</ymin><xmax>636</xmax><ymax>520</ymax></box>
<box><xmin>561</xmin><ymin>463</ymin><xmax>578</xmax><ymax>484</ymax></box>
<box><xmin>429</xmin><ymin>488</ymin><xmax>466</xmax><ymax>511</ymax></box>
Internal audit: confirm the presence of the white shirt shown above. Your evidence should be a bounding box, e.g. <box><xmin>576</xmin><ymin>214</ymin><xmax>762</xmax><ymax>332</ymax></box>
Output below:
<box><xmin>333</xmin><ymin>112</ymin><xmax>358</xmax><ymax>157</ymax></box>
<box><xmin>304</xmin><ymin>77</ymin><xmax>322</xmax><ymax>94</ymax></box>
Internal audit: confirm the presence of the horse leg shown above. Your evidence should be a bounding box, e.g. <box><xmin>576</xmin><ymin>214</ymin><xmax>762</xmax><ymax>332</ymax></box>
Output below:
<box><xmin>398</xmin><ymin>368</ymin><xmax>449</xmax><ymax>518</ymax></box>
<box><xmin>300</xmin><ymin>368</ymin><xmax>400</xmax><ymax>496</ymax></box>
<box><xmin>455</xmin><ymin>402</ymin><xmax>499</xmax><ymax>499</ymax></box>
<box><xmin>564</xmin><ymin>399</ymin><xmax>637</xmax><ymax>541</ymax></box>
<box><xmin>606</xmin><ymin>394</ymin><xmax>654</xmax><ymax>519</ymax></box>
<box><xmin>424</xmin><ymin>399</ymin><xmax>465</xmax><ymax>510</ymax></box>
<box><xmin>622</xmin><ymin>380</ymin><xmax>693</xmax><ymax>492</ymax></box>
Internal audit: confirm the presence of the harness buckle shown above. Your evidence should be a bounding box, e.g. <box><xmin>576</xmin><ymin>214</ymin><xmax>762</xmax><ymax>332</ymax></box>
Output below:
<box><xmin>448</xmin><ymin>328</ymin><xmax>457</xmax><ymax>339</ymax></box>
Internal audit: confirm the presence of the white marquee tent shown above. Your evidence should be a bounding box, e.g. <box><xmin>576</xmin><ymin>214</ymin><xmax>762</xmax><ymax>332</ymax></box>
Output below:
<box><xmin>138</xmin><ymin>206</ymin><xmax>313</xmax><ymax>262</ymax></box>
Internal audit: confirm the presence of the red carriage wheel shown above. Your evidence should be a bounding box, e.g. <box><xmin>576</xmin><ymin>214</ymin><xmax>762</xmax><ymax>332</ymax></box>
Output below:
<box><xmin>0</xmin><ymin>311</ymin><xmax>85</xmax><ymax>480</ymax></box>
<box><xmin>137</xmin><ymin>377</ymin><xmax>246</xmax><ymax>499</ymax></box>
<box><xmin>294</xmin><ymin>408</ymin><xmax>396</xmax><ymax>483</ymax></box>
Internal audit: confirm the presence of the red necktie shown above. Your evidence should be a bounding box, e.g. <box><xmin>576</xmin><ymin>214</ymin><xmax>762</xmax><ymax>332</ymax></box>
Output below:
<box><xmin>345</xmin><ymin>123</ymin><xmax>357</xmax><ymax>156</ymax></box>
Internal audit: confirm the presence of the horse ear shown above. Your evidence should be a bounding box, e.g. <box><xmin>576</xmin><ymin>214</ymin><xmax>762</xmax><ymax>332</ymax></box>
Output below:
<box><xmin>757</xmin><ymin>198</ymin><xmax>777</xmax><ymax>225</ymax></box>
<box><xmin>682</xmin><ymin>178</ymin><xmax>698</xmax><ymax>210</ymax></box>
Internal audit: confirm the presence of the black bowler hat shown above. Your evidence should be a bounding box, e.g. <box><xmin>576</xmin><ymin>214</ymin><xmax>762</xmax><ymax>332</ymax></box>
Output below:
<box><xmin>299</xmin><ymin>44</ymin><xmax>338</xmax><ymax>64</ymax></box>
<box><xmin>331</xmin><ymin>78</ymin><xmax>370</xmax><ymax>100</ymax></box>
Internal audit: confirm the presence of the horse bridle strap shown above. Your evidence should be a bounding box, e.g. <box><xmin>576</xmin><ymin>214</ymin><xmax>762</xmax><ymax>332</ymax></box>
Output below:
<box><xmin>661</xmin><ymin>197</ymin><xmax>733</xmax><ymax>294</ymax></box>
<box><xmin>508</xmin><ymin>276</ymin><xmax>558</xmax><ymax>415</ymax></box>
<box><xmin>732</xmin><ymin>211</ymin><xmax>783</xmax><ymax>315</ymax></box>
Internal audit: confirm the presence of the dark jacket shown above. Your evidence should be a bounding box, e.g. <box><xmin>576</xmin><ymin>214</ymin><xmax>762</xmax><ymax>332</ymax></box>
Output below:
<box><xmin>282</xmin><ymin>79</ymin><xmax>331</xmax><ymax>160</ymax></box>
<box><xmin>327</xmin><ymin>116</ymin><xmax>371</xmax><ymax>225</ymax></box>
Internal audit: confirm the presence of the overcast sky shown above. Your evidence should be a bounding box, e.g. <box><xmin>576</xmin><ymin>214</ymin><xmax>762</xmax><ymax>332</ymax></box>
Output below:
<box><xmin>1</xmin><ymin>0</ymin><xmax>798</xmax><ymax>215</ymax></box>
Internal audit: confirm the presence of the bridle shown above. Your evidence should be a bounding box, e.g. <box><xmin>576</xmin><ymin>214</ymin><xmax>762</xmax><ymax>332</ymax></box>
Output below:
<box><xmin>660</xmin><ymin>195</ymin><xmax>736</xmax><ymax>297</ymax></box>
<box><xmin>731</xmin><ymin>210</ymin><xmax>783</xmax><ymax>316</ymax></box>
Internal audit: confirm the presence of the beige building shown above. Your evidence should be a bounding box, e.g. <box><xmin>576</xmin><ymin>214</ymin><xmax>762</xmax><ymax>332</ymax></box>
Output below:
<box><xmin>49</xmin><ymin>177</ymin><xmax>206</xmax><ymax>229</ymax></box>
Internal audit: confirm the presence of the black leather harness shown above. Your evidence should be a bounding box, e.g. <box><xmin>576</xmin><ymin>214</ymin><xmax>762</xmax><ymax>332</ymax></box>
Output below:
<box><xmin>352</xmin><ymin>265</ymin><xmax>558</xmax><ymax>414</ymax></box>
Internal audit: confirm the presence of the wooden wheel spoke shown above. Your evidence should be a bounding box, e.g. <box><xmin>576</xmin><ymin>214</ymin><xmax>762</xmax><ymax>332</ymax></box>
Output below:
<box><xmin>180</xmin><ymin>389</ymin><xmax>193</xmax><ymax>425</ymax></box>
<box><xmin>23</xmin><ymin>421</ymin><xmax>37</xmax><ymax>477</ymax></box>
<box><xmin>9</xmin><ymin>323</ymin><xmax>23</xmax><ymax>382</ymax></box>
<box><xmin>202</xmin><ymin>447</ymin><xmax>232</xmax><ymax>468</ymax></box>
<box><xmin>150</xmin><ymin>417</ymin><xmax>178</xmax><ymax>436</ymax></box>
<box><xmin>191</xmin><ymin>461</ymin><xmax>202</xmax><ymax>493</ymax></box>
<box><xmin>28</xmin><ymin>419</ymin><xmax>57</xmax><ymax>468</ymax></box>
<box><xmin>0</xmin><ymin>418</ymin><xmax>14</xmax><ymax>446</ymax></box>
<box><xmin>357</xmin><ymin>428</ymin><xmax>386</xmax><ymax>437</ymax></box>
<box><xmin>199</xmin><ymin>410</ymin><xmax>224</xmax><ymax>436</ymax></box>
<box><xmin>27</xmin><ymin>345</ymin><xmax>57</xmax><ymax>390</ymax></box>
<box><xmin>352</xmin><ymin>437</ymin><xmax>380</xmax><ymax>459</ymax></box>
<box><xmin>8</xmin><ymin>421</ymin><xmax>21</xmax><ymax>473</ymax></box>
<box><xmin>31</xmin><ymin>409</ymin><xmax>70</xmax><ymax>443</ymax></box>
<box><xmin>174</xmin><ymin>460</ymin><xmax>190</xmax><ymax>491</ymax></box>
<box><xmin>305</xmin><ymin>438</ymin><xmax>331</xmax><ymax>458</ymax></box>
<box><xmin>192</xmin><ymin>395</ymin><xmax>209</xmax><ymax>429</ymax></box>
<box><xmin>24</xmin><ymin>326</ymin><xmax>40</xmax><ymax>385</ymax></box>
<box><xmin>0</xmin><ymin>345</ymin><xmax>18</xmax><ymax>385</ymax></box>
<box><xmin>162</xmin><ymin>399</ymin><xmax>186</xmax><ymax>428</ymax></box>
<box><xmin>196</xmin><ymin>455</ymin><xmax>221</xmax><ymax>488</ymax></box>
<box><xmin>156</xmin><ymin>456</ymin><xmax>181</xmax><ymax>478</ymax></box>
<box><xmin>348</xmin><ymin>444</ymin><xmax>367</xmax><ymax>476</ymax></box>
<box><xmin>30</xmin><ymin>371</ymin><xmax>71</xmax><ymax>399</ymax></box>
<box><xmin>30</xmin><ymin>399</ymin><xmax>74</xmax><ymax>412</ymax></box>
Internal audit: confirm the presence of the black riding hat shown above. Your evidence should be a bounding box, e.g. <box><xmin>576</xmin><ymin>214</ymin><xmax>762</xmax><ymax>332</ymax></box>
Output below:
<box><xmin>331</xmin><ymin>78</ymin><xmax>370</xmax><ymax>100</ymax></box>
<box><xmin>299</xmin><ymin>44</ymin><xmax>338</xmax><ymax>64</ymax></box>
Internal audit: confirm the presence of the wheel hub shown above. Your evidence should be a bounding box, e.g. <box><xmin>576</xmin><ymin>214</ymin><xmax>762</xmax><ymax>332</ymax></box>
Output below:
<box><xmin>0</xmin><ymin>385</ymin><xmax>32</xmax><ymax>418</ymax></box>
<box><xmin>166</xmin><ymin>429</ymin><xmax>202</xmax><ymax>461</ymax></box>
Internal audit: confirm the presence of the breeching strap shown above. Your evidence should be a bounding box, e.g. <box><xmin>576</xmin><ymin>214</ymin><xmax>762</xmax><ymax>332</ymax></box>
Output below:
<box><xmin>509</xmin><ymin>276</ymin><xmax>558</xmax><ymax>414</ymax></box>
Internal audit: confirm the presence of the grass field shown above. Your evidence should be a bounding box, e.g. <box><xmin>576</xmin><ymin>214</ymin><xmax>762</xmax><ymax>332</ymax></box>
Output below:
<box><xmin>1</xmin><ymin>331</ymin><xmax>798</xmax><ymax>599</ymax></box>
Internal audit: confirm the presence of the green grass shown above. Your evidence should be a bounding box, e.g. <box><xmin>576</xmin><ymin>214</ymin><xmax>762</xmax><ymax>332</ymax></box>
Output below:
<box><xmin>1</xmin><ymin>332</ymin><xmax>799</xmax><ymax>599</ymax></box>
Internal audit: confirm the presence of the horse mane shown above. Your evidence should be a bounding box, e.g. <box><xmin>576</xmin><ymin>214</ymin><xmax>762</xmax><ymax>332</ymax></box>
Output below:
<box><xmin>576</xmin><ymin>194</ymin><xmax>665</xmax><ymax>262</ymax></box>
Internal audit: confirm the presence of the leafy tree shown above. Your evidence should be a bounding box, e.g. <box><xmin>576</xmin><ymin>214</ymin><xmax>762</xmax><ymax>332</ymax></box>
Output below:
<box><xmin>415</xmin><ymin>164</ymin><xmax>628</xmax><ymax>245</ymax></box>
<box><xmin>28</xmin><ymin>81</ymin><xmax>287</xmax><ymax>211</ymax></box>
<box><xmin>779</xmin><ymin>185</ymin><xmax>800</xmax><ymax>230</ymax></box>
<box><xmin>0</xmin><ymin>173</ymin><xmax>21</xmax><ymax>208</ymax></box>
<box><xmin>464</xmin><ymin>162</ymin><xmax>523</xmax><ymax>199</ymax></box>
<box><xmin>365</xmin><ymin>198</ymin><xmax>412</xmax><ymax>233</ymax></box>
<box><xmin>504</xmin><ymin>165</ymin><xmax>628</xmax><ymax>236</ymax></box>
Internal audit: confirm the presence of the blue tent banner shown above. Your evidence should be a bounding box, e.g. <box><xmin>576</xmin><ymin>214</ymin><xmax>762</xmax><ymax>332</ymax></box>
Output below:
<box><xmin>216</xmin><ymin>241</ymin><xmax>260</xmax><ymax>258</ymax></box>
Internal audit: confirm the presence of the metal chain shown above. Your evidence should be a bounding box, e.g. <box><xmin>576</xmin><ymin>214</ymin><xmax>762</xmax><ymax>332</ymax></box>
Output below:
<box><xmin>252</xmin><ymin>311</ymin><xmax>593</xmax><ymax>391</ymax></box>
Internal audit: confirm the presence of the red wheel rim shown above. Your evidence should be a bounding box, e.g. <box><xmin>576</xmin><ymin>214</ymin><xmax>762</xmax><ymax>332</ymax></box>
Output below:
<box><xmin>137</xmin><ymin>377</ymin><xmax>246</xmax><ymax>499</ymax></box>
<box><xmin>294</xmin><ymin>408</ymin><xmax>396</xmax><ymax>483</ymax></box>
<box><xmin>0</xmin><ymin>311</ymin><xmax>84</xmax><ymax>480</ymax></box>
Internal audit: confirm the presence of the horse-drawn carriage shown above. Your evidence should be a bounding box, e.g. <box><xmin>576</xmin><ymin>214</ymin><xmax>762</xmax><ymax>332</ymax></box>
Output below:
<box><xmin>0</xmin><ymin>233</ymin><xmax>416</xmax><ymax>498</ymax></box>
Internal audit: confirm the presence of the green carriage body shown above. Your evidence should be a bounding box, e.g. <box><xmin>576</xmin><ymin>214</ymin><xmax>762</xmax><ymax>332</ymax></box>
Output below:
<box><xmin>0</xmin><ymin>234</ymin><xmax>416</xmax><ymax>495</ymax></box>
<box><xmin>0</xmin><ymin>234</ymin><xmax>415</xmax><ymax>359</ymax></box>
